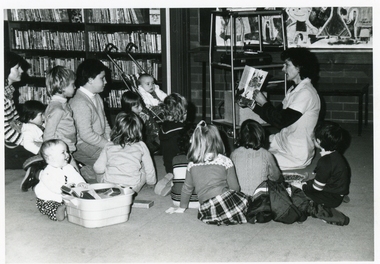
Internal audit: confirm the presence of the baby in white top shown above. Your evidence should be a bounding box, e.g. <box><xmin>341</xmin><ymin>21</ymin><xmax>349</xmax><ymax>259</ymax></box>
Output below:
<box><xmin>34</xmin><ymin>139</ymin><xmax>88</xmax><ymax>221</ymax></box>
<box><xmin>137</xmin><ymin>73</ymin><xmax>167</xmax><ymax>107</ymax></box>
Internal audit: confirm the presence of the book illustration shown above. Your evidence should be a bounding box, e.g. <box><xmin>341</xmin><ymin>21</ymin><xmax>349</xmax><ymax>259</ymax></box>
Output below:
<box><xmin>238</xmin><ymin>65</ymin><xmax>268</xmax><ymax>101</ymax></box>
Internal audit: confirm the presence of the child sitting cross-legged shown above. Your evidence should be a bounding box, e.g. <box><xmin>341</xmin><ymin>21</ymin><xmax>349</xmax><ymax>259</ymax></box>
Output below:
<box><xmin>93</xmin><ymin>112</ymin><xmax>157</xmax><ymax>193</ymax></box>
<box><xmin>34</xmin><ymin>139</ymin><xmax>89</xmax><ymax>221</ymax></box>
<box><xmin>166</xmin><ymin>121</ymin><xmax>249</xmax><ymax>226</ymax></box>
<box><xmin>230</xmin><ymin>119</ymin><xmax>282</xmax><ymax>196</ymax></box>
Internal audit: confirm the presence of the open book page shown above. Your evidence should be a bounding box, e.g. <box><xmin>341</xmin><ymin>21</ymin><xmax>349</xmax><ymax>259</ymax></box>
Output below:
<box><xmin>238</xmin><ymin>65</ymin><xmax>268</xmax><ymax>100</ymax></box>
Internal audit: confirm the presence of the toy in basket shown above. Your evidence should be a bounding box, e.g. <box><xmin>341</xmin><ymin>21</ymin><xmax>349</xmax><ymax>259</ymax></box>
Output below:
<box><xmin>62</xmin><ymin>183</ymin><xmax>134</xmax><ymax>228</ymax></box>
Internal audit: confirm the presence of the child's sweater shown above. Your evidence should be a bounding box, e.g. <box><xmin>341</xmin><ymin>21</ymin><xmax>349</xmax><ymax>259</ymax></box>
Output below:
<box><xmin>230</xmin><ymin>147</ymin><xmax>281</xmax><ymax>196</ymax></box>
<box><xmin>44</xmin><ymin>95</ymin><xmax>77</xmax><ymax>152</ymax></box>
<box><xmin>93</xmin><ymin>141</ymin><xmax>156</xmax><ymax>192</ymax></box>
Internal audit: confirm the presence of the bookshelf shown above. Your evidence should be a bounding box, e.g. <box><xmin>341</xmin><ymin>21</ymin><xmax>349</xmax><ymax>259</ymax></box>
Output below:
<box><xmin>5</xmin><ymin>8</ymin><xmax>167</xmax><ymax>112</ymax></box>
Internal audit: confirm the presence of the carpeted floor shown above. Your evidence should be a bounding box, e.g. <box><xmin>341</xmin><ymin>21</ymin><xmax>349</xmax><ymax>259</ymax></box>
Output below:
<box><xmin>3</xmin><ymin>123</ymin><xmax>374</xmax><ymax>263</ymax></box>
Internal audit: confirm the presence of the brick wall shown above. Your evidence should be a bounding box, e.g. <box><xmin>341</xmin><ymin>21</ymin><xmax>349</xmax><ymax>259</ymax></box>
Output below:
<box><xmin>188</xmin><ymin>9</ymin><xmax>373</xmax><ymax>124</ymax></box>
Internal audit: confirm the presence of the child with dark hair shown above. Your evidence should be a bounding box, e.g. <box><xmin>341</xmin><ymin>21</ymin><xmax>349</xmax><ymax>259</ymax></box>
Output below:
<box><xmin>230</xmin><ymin>119</ymin><xmax>282</xmax><ymax>196</ymax></box>
<box><xmin>19</xmin><ymin>100</ymin><xmax>46</xmax><ymax>192</ymax></box>
<box><xmin>69</xmin><ymin>59</ymin><xmax>112</xmax><ymax>182</ymax></box>
<box><xmin>19</xmin><ymin>100</ymin><xmax>46</xmax><ymax>155</ymax></box>
<box><xmin>93</xmin><ymin>112</ymin><xmax>156</xmax><ymax>193</ymax></box>
<box><xmin>121</xmin><ymin>90</ymin><xmax>160</xmax><ymax>154</ymax></box>
<box><xmin>292</xmin><ymin>121</ymin><xmax>351</xmax><ymax>209</ymax></box>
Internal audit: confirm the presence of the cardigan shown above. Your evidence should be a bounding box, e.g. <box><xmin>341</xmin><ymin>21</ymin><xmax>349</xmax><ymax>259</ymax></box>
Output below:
<box><xmin>69</xmin><ymin>88</ymin><xmax>111</xmax><ymax>150</ymax></box>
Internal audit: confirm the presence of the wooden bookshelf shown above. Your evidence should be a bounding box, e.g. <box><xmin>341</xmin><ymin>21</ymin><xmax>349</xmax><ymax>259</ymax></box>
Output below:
<box><xmin>5</xmin><ymin>8</ymin><xmax>167</xmax><ymax>109</ymax></box>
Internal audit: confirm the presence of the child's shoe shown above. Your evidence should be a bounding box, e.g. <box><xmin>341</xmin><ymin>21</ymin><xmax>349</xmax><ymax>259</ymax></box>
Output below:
<box><xmin>154</xmin><ymin>173</ymin><xmax>174</xmax><ymax>196</ymax></box>
<box><xmin>343</xmin><ymin>195</ymin><xmax>350</xmax><ymax>203</ymax></box>
<box><xmin>20</xmin><ymin>164</ymin><xmax>42</xmax><ymax>192</ymax></box>
<box><xmin>22</xmin><ymin>155</ymin><xmax>44</xmax><ymax>170</ymax></box>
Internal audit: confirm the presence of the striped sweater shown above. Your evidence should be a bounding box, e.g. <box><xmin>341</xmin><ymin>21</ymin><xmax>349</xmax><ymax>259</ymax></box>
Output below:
<box><xmin>4</xmin><ymin>95</ymin><xmax>22</xmax><ymax>146</ymax></box>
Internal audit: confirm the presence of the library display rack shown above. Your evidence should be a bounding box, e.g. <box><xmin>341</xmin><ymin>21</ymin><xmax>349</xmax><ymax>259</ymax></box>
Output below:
<box><xmin>208</xmin><ymin>9</ymin><xmax>287</xmax><ymax>141</ymax></box>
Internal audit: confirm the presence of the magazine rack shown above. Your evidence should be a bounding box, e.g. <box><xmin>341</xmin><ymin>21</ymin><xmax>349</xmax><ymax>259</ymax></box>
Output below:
<box><xmin>208</xmin><ymin>9</ymin><xmax>288</xmax><ymax>141</ymax></box>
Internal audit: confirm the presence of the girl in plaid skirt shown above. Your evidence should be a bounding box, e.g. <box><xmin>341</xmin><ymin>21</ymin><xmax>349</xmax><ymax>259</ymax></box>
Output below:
<box><xmin>166</xmin><ymin>121</ymin><xmax>249</xmax><ymax>225</ymax></box>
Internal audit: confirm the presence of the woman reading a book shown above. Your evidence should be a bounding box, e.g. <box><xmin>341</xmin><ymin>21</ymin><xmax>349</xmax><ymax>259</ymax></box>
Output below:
<box><xmin>251</xmin><ymin>47</ymin><xmax>321</xmax><ymax>170</ymax></box>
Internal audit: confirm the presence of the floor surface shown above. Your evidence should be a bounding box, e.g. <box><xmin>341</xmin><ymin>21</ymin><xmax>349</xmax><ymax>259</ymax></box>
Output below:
<box><xmin>3</xmin><ymin>123</ymin><xmax>375</xmax><ymax>263</ymax></box>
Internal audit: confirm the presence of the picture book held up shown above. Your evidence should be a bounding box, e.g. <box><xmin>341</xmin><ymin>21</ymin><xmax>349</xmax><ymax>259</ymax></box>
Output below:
<box><xmin>238</xmin><ymin>65</ymin><xmax>268</xmax><ymax>101</ymax></box>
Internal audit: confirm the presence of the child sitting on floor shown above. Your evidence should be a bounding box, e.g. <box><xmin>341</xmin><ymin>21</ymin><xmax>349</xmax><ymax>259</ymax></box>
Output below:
<box><xmin>291</xmin><ymin>121</ymin><xmax>351</xmax><ymax>225</ymax></box>
<box><xmin>166</xmin><ymin>121</ymin><xmax>249</xmax><ymax>226</ymax></box>
<box><xmin>19</xmin><ymin>100</ymin><xmax>47</xmax><ymax>192</ymax></box>
<box><xmin>159</xmin><ymin>93</ymin><xmax>188</xmax><ymax>174</ymax></box>
<box><xmin>34</xmin><ymin>139</ymin><xmax>88</xmax><ymax>221</ymax></box>
<box><xmin>93</xmin><ymin>112</ymin><xmax>156</xmax><ymax>193</ymax></box>
<box><xmin>292</xmin><ymin>121</ymin><xmax>351</xmax><ymax>208</ymax></box>
<box><xmin>170</xmin><ymin>123</ymin><xmax>199</xmax><ymax>207</ymax></box>
<box><xmin>230</xmin><ymin>119</ymin><xmax>282</xmax><ymax>196</ymax></box>
<box><xmin>121</xmin><ymin>90</ymin><xmax>160</xmax><ymax>154</ymax></box>
<box><xmin>19</xmin><ymin>100</ymin><xmax>46</xmax><ymax>155</ymax></box>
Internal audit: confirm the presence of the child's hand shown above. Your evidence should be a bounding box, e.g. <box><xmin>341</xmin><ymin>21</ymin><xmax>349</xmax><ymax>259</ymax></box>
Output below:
<box><xmin>165</xmin><ymin>207</ymin><xmax>186</xmax><ymax>214</ymax></box>
<box><xmin>77</xmin><ymin>182</ymin><xmax>90</xmax><ymax>189</ymax></box>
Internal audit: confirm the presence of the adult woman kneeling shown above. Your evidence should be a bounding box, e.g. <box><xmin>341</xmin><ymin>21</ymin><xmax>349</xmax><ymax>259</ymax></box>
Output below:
<box><xmin>252</xmin><ymin>48</ymin><xmax>321</xmax><ymax>170</ymax></box>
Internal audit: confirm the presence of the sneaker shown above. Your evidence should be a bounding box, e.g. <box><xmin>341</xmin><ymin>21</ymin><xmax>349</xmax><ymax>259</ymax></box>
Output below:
<box><xmin>343</xmin><ymin>195</ymin><xmax>350</xmax><ymax>203</ymax></box>
<box><xmin>154</xmin><ymin>173</ymin><xmax>174</xmax><ymax>196</ymax></box>
<box><xmin>20</xmin><ymin>165</ymin><xmax>41</xmax><ymax>192</ymax></box>
<box><xmin>22</xmin><ymin>155</ymin><xmax>44</xmax><ymax>170</ymax></box>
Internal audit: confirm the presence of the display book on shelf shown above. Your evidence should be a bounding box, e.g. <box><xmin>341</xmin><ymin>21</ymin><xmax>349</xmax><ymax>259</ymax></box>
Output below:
<box><xmin>6</xmin><ymin>8</ymin><xmax>164</xmax><ymax>109</ymax></box>
<box><xmin>208</xmin><ymin>9</ymin><xmax>287</xmax><ymax>140</ymax></box>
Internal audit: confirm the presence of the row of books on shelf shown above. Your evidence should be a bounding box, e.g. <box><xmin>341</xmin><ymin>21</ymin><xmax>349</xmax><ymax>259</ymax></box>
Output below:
<box><xmin>9</xmin><ymin>9</ymin><xmax>83</xmax><ymax>23</ymax></box>
<box><xmin>87</xmin><ymin>8</ymin><xmax>153</xmax><ymax>24</ymax></box>
<box><xmin>18</xmin><ymin>85</ymin><xmax>50</xmax><ymax>105</ymax></box>
<box><xmin>88</xmin><ymin>31</ymin><xmax>161</xmax><ymax>54</ymax></box>
<box><xmin>101</xmin><ymin>59</ymin><xmax>161</xmax><ymax>81</ymax></box>
<box><xmin>106</xmin><ymin>89</ymin><xmax>129</xmax><ymax>109</ymax></box>
<box><xmin>25</xmin><ymin>57</ymin><xmax>84</xmax><ymax>78</ymax></box>
<box><xmin>9</xmin><ymin>8</ymin><xmax>159</xmax><ymax>25</ymax></box>
<box><xmin>12</xmin><ymin>29</ymin><xmax>85</xmax><ymax>51</ymax></box>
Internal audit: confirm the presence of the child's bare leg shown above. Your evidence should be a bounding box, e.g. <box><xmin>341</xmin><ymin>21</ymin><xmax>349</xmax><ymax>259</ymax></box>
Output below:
<box><xmin>56</xmin><ymin>204</ymin><xmax>66</xmax><ymax>221</ymax></box>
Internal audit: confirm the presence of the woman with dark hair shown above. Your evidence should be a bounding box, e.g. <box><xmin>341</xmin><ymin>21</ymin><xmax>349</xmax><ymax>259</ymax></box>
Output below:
<box><xmin>4</xmin><ymin>52</ymin><xmax>35</xmax><ymax>169</ymax></box>
<box><xmin>251</xmin><ymin>47</ymin><xmax>321</xmax><ymax>170</ymax></box>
